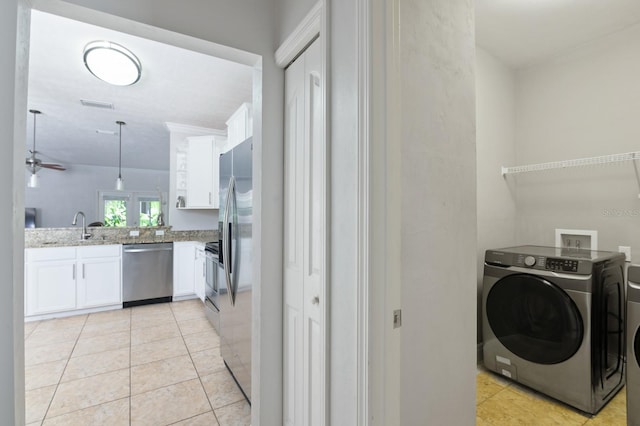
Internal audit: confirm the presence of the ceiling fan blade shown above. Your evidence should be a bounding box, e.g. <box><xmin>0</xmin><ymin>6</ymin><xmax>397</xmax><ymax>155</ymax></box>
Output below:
<box><xmin>41</xmin><ymin>163</ymin><xmax>66</xmax><ymax>171</ymax></box>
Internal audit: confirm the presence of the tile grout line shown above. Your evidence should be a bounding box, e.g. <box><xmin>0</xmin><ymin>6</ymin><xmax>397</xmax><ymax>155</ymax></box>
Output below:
<box><xmin>171</xmin><ymin>301</ymin><xmax>223</xmax><ymax>425</ymax></box>
<box><xmin>40</xmin><ymin>314</ymin><xmax>88</xmax><ymax>424</ymax></box>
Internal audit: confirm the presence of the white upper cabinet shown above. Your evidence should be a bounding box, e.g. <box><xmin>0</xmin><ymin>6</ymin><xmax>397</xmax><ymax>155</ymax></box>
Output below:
<box><xmin>224</xmin><ymin>103</ymin><xmax>253</xmax><ymax>153</ymax></box>
<box><xmin>176</xmin><ymin>135</ymin><xmax>224</xmax><ymax>209</ymax></box>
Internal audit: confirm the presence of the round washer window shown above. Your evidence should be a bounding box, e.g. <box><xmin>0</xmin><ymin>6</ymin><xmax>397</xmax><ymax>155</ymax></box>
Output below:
<box><xmin>486</xmin><ymin>274</ymin><xmax>584</xmax><ymax>365</ymax></box>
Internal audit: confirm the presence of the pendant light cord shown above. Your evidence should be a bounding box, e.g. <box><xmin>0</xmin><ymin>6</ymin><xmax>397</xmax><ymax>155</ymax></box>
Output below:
<box><xmin>117</xmin><ymin>121</ymin><xmax>125</xmax><ymax>179</ymax></box>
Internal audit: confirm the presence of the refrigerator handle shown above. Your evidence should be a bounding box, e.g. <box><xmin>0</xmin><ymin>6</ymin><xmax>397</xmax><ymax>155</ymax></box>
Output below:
<box><xmin>223</xmin><ymin>176</ymin><xmax>236</xmax><ymax>306</ymax></box>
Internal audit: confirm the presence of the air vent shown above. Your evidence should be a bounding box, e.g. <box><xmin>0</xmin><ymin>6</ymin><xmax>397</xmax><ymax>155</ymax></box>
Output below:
<box><xmin>80</xmin><ymin>99</ymin><xmax>114</xmax><ymax>109</ymax></box>
<box><xmin>96</xmin><ymin>129</ymin><xmax>117</xmax><ymax>135</ymax></box>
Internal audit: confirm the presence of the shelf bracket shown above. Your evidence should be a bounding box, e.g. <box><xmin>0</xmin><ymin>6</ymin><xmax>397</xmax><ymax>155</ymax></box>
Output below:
<box><xmin>633</xmin><ymin>157</ymin><xmax>640</xmax><ymax>199</ymax></box>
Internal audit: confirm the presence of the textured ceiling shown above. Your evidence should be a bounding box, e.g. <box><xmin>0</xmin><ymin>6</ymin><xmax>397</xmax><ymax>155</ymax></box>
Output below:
<box><xmin>27</xmin><ymin>10</ymin><xmax>253</xmax><ymax>171</ymax></box>
<box><xmin>476</xmin><ymin>0</ymin><xmax>640</xmax><ymax>68</ymax></box>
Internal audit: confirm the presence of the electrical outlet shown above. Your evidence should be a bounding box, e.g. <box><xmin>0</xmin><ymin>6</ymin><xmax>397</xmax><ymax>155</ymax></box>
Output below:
<box><xmin>129</xmin><ymin>230</ymin><xmax>140</xmax><ymax>237</ymax></box>
<box><xmin>619</xmin><ymin>246</ymin><xmax>631</xmax><ymax>262</ymax></box>
<box><xmin>155</xmin><ymin>230</ymin><xmax>165</xmax><ymax>236</ymax></box>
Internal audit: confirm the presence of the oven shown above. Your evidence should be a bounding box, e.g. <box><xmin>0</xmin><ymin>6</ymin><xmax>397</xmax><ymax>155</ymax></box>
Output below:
<box><xmin>204</xmin><ymin>242</ymin><xmax>222</xmax><ymax>333</ymax></box>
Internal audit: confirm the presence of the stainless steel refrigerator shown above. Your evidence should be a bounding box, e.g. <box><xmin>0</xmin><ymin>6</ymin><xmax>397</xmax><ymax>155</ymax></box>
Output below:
<box><xmin>219</xmin><ymin>138</ymin><xmax>252</xmax><ymax>403</ymax></box>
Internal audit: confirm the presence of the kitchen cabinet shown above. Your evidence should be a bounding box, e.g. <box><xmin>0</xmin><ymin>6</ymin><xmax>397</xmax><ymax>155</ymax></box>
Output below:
<box><xmin>25</xmin><ymin>245</ymin><xmax>121</xmax><ymax>317</ymax></box>
<box><xmin>173</xmin><ymin>241</ymin><xmax>206</xmax><ymax>300</ymax></box>
<box><xmin>77</xmin><ymin>246</ymin><xmax>121</xmax><ymax>309</ymax></box>
<box><xmin>224</xmin><ymin>103</ymin><xmax>252</xmax><ymax>152</ymax></box>
<box><xmin>173</xmin><ymin>241</ymin><xmax>196</xmax><ymax>297</ymax></box>
<box><xmin>194</xmin><ymin>246</ymin><xmax>206</xmax><ymax>302</ymax></box>
<box><xmin>176</xmin><ymin>135</ymin><xmax>224</xmax><ymax>209</ymax></box>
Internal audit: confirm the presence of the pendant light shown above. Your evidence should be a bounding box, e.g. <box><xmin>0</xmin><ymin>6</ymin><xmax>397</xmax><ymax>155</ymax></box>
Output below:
<box><xmin>27</xmin><ymin>110</ymin><xmax>41</xmax><ymax>188</ymax></box>
<box><xmin>116</xmin><ymin>120</ymin><xmax>125</xmax><ymax>191</ymax></box>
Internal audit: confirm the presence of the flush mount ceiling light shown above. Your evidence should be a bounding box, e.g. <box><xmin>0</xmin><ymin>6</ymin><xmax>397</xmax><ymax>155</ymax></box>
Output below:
<box><xmin>83</xmin><ymin>41</ymin><xmax>141</xmax><ymax>86</ymax></box>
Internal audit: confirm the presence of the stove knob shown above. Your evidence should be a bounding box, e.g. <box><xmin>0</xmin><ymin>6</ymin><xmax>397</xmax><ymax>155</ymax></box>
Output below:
<box><xmin>524</xmin><ymin>256</ymin><xmax>536</xmax><ymax>267</ymax></box>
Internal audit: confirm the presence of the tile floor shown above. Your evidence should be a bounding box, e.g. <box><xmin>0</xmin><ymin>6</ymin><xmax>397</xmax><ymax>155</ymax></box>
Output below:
<box><xmin>24</xmin><ymin>299</ymin><xmax>250</xmax><ymax>426</ymax></box>
<box><xmin>477</xmin><ymin>368</ymin><xmax>626</xmax><ymax>425</ymax></box>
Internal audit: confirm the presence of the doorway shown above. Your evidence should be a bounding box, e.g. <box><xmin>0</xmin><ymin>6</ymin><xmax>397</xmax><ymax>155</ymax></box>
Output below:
<box><xmin>11</xmin><ymin>1</ymin><xmax>281</xmax><ymax>424</ymax></box>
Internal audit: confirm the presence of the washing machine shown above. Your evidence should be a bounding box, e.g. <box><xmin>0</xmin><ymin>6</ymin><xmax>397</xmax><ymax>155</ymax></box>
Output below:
<box><xmin>482</xmin><ymin>245</ymin><xmax>625</xmax><ymax>414</ymax></box>
<box><xmin>627</xmin><ymin>266</ymin><xmax>640</xmax><ymax>425</ymax></box>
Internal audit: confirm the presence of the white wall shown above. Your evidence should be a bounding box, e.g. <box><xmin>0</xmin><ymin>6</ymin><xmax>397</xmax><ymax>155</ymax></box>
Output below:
<box><xmin>275</xmin><ymin>0</ymin><xmax>318</xmax><ymax>46</ymax></box>
<box><xmin>25</xmin><ymin>165</ymin><xmax>169</xmax><ymax>228</ymax></box>
<box><xmin>5</xmin><ymin>0</ymin><xmax>284</xmax><ymax>424</ymax></box>
<box><xmin>398</xmin><ymin>1</ymin><xmax>477</xmax><ymax>424</ymax></box>
<box><xmin>475</xmin><ymin>48</ymin><xmax>517</xmax><ymax>348</ymax></box>
<box><xmin>514</xmin><ymin>23</ymin><xmax>640</xmax><ymax>253</ymax></box>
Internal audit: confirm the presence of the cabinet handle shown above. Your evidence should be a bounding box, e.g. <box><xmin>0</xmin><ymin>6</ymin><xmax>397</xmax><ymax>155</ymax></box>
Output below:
<box><xmin>209</xmin><ymin>192</ymin><xmax>212</xmax><ymax>204</ymax></box>
<box><xmin>72</xmin><ymin>264</ymin><xmax>76</xmax><ymax>280</ymax></box>
<box><xmin>203</xmin><ymin>262</ymin><xmax>206</xmax><ymax>277</ymax></box>
<box><xmin>82</xmin><ymin>264</ymin><xmax>85</xmax><ymax>279</ymax></box>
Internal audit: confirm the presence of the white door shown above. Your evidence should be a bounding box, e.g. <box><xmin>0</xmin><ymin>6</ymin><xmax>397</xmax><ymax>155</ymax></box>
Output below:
<box><xmin>283</xmin><ymin>38</ymin><xmax>325</xmax><ymax>426</ymax></box>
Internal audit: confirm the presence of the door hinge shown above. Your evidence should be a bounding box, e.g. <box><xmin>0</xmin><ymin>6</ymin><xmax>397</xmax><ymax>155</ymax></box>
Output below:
<box><xmin>393</xmin><ymin>309</ymin><xmax>402</xmax><ymax>329</ymax></box>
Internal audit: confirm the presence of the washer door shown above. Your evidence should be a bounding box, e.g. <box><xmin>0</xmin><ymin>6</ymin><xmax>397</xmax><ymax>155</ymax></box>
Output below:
<box><xmin>486</xmin><ymin>274</ymin><xmax>584</xmax><ymax>365</ymax></box>
<box><xmin>635</xmin><ymin>326</ymin><xmax>640</xmax><ymax>368</ymax></box>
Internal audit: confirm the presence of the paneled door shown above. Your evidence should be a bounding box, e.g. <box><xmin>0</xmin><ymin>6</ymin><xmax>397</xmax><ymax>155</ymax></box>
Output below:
<box><xmin>283</xmin><ymin>37</ymin><xmax>326</xmax><ymax>426</ymax></box>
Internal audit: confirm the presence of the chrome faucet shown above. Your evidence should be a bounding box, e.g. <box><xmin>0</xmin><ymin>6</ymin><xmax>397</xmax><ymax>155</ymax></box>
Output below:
<box><xmin>72</xmin><ymin>211</ymin><xmax>92</xmax><ymax>240</ymax></box>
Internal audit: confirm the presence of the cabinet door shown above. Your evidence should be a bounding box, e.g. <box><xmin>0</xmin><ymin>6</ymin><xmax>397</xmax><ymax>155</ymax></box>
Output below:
<box><xmin>187</xmin><ymin>136</ymin><xmax>215</xmax><ymax>208</ymax></box>
<box><xmin>194</xmin><ymin>248</ymin><xmax>206</xmax><ymax>302</ymax></box>
<box><xmin>25</xmin><ymin>260</ymin><xmax>77</xmax><ymax>315</ymax></box>
<box><xmin>173</xmin><ymin>242</ymin><xmax>196</xmax><ymax>296</ymax></box>
<box><xmin>78</xmin><ymin>258</ymin><xmax>121</xmax><ymax>308</ymax></box>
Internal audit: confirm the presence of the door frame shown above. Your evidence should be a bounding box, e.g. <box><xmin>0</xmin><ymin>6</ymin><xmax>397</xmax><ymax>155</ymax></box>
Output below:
<box><xmin>275</xmin><ymin>1</ymin><xmax>331</xmax><ymax>423</ymax></box>
<box><xmin>11</xmin><ymin>1</ymin><xmax>270</xmax><ymax>424</ymax></box>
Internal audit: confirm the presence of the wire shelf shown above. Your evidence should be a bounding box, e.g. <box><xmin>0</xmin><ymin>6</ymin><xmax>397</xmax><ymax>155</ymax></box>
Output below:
<box><xmin>501</xmin><ymin>151</ymin><xmax>640</xmax><ymax>176</ymax></box>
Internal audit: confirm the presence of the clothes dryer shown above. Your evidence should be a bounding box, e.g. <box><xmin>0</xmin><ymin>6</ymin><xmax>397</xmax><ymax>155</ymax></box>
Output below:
<box><xmin>627</xmin><ymin>266</ymin><xmax>640</xmax><ymax>425</ymax></box>
<box><xmin>483</xmin><ymin>245</ymin><xmax>625</xmax><ymax>414</ymax></box>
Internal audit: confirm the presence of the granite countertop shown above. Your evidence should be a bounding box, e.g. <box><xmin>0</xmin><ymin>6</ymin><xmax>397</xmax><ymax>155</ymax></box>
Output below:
<box><xmin>25</xmin><ymin>226</ymin><xmax>217</xmax><ymax>248</ymax></box>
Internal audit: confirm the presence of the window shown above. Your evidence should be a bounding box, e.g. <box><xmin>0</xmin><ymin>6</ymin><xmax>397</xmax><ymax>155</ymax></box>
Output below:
<box><xmin>103</xmin><ymin>194</ymin><xmax>129</xmax><ymax>227</ymax></box>
<box><xmin>99</xmin><ymin>191</ymin><xmax>166</xmax><ymax>227</ymax></box>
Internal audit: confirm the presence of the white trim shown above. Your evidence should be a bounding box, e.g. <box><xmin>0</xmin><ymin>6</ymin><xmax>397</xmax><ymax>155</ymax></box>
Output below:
<box><xmin>356</xmin><ymin>0</ymin><xmax>370</xmax><ymax>424</ymax></box>
<box><xmin>164</xmin><ymin>122</ymin><xmax>226</xmax><ymax>137</ymax></box>
<box><xmin>554</xmin><ymin>228</ymin><xmax>598</xmax><ymax>250</ymax></box>
<box><xmin>25</xmin><ymin>304</ymin><xmax>122</xmax><ymax>321</ymax></box>
<box><xmin>320</xmin><ymin>1</ymin><xmax>331</xmax><ymax>423</ymax></box>
<box><xmin>275</xmin><ymin>1</ymin><xmax>322</xmax><ymax>68</ymax></box>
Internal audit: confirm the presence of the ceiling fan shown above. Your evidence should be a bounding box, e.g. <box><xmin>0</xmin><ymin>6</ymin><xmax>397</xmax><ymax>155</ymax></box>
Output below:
<box><xmin>26</xmin><ymin>110</ymin><xmax>65</xmax><ymax>186</ymax></box>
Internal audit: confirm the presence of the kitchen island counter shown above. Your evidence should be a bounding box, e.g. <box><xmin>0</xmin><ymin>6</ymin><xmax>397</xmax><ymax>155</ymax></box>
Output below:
<box><xmin>25</xmin><ymin>226</ymin><xmax>216</xmax><ymax>248</ymax></box>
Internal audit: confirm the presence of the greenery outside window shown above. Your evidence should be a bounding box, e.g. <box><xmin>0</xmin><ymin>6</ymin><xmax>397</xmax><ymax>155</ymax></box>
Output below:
<box><xmin>99</xmin><ymin>191</ymin><xmax>166</xmax><ymax>227</ymax></box>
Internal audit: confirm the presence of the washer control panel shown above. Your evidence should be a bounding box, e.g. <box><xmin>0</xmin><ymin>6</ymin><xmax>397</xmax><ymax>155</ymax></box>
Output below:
<box><xmin>546</xmin><ymin>258</ymin><xmax>579</xmax><ymax>272</ymax></box>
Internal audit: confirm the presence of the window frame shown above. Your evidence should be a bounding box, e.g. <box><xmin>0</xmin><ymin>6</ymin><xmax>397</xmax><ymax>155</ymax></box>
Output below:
<box><xmin>98</xmin><ymin>190</ymin><xmax>167</xmax><ymax>227</ymax></box>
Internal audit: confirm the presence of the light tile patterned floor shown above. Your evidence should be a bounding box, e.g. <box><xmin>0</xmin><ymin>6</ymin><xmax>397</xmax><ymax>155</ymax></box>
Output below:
<box><xmin>477</xmin><ymin>368</ymin><xmax>626</xmax><ymax>425</ymax></box>
<box><xmin>24</xmin><ymin>299</ymin><xmax>250</xmax><ymax>426</ymax></box>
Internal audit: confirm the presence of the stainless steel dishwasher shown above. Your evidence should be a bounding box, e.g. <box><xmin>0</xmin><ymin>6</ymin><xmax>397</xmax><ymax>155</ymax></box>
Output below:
<box><xmin>122</xmin><ymin>242</ymin><xmax>173</xmax><ymax>307</ymax></box>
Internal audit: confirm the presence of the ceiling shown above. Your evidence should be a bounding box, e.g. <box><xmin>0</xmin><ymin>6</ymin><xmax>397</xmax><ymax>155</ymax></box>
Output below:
<box><xmin>27</xmin><ymin>10</ymin><xmax>253</xmax><ymax>171</ymax></box>
<box><xmin>476</xmin><ymin>0</ymin><xmax>640</xmax><ymax>68</ymax></box>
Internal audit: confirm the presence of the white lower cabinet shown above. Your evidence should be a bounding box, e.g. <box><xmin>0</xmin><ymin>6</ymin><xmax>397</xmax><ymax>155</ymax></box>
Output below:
<box><xmin>77</xmin><ymin>258</ymin><xmax>121</xmax><ymax>309</ymax></box>
<box><xmin>194</xmin><ymin>246</ymin><xmax>206</xmax><ymax>302</ymax></box>
<box><xmin>25</xmin><ymin>245</ymin><xmax>122</xmax><ymax>317</ymax></box>
<box><xmin>173</xmin><ymin>242</ymin><xmax>196</xmax><ymax>297</ymax></box>
<box><xmin>173</xmin><ymin>241</ymin><xmax>206</xmax><ymax>300</ymax></box>
<box><xmin>26</xmin><ymin>259</ymin><xmax>77</xmax><ymax>315</ymax></box>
